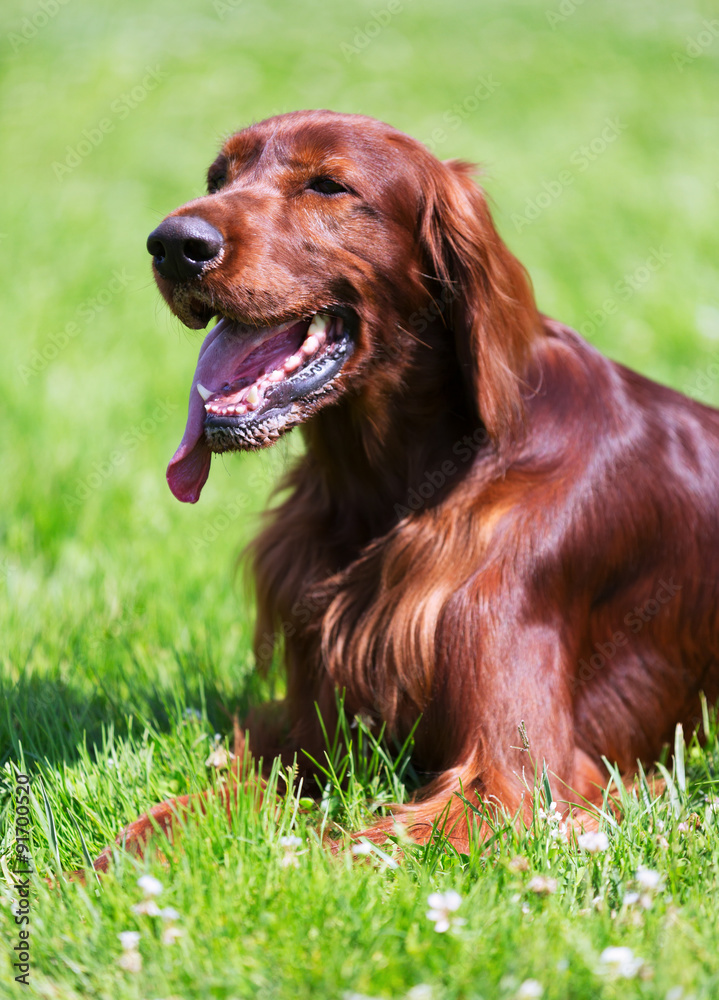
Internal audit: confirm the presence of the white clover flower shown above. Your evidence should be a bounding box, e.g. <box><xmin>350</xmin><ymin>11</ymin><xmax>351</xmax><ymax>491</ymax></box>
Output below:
<box><xmin>676</xmin><ymin>810</ymin><xmax>701</xmax><ymax>833</ymax></box>
<box><xmin>623</xmin><ymin>891</ymin><xmax>640</xmax><ymax>906</ymax></box>
<box><xmin>537</xmin><ymin>802</ymin><xmax>566</xmax><ymax>840</ymax></box>
<box><xmin>131</xmin><ymin>899</ymin><xmax>161</xmax><ymax>916</ymax></box>
<box><xmin>205</xmin><ymin>744</ymin><xmax>233</xmax><ymax>769</ymax></box>
<box><xmin>577</xmin><ymin>831</ymin><xmax>609</xmax><ymax>853</ymax></box>
<box><xmin>599</xmin><ymin>946</ymin><xmax>643</xmax><ymax>979</ymax></box>
<box><xmin>538</xmin><ymin>802</ymin><xmax>561</xmax><ymax>821</ymax></box>
<box><xmin>426</xmin><ymin>890</ymin><xmax>465</xmax><ymax>933</ymax></box>
<box><xmin>636</xmin><ymin>866</ymin><xmax>661</xmax><ymax>891</ymax></box>
<box><xmin>516</xmin><ymin>980</ymin><xmax>544</xmax><ymax>999</ymax></box>
<box><xmin>161</xmin><ymin>925</ymin><xmax>184</xmax><ymax>945</ymax></box>
<box><xmin>538</xmin><ymin>802</ymin><xmax>564</xmax><ymax>825</ymax></box>
<box><xmin>278</xmin><ymin>834</ymin><xmax>303</xmax><ymax>868</ymax></box>
<box><xmin>406</xmin><ymin>986</ymin><xmax>435</xmax><ymax>1000</ymax></box>
<box><xmin>349</xmin><ymin>839</ymin><xmax>399</xmax><ymax>869</ymax></box>
<box><xmin>527</xmin><ymin>875</ymin><xmax>557</xmax><ymax>895</ymax></box>
<box><xmin>159</xmin><ymin>906</ymin><xmax>180</xmax><ymax>921</ymax></box>
<box><xmin>118</xmin><ymin>931</ymin><xmax>141</xmax><ymax>951</ymax></box>
<box><xmin>137</xmin><ymin>874</ymin><xmax>163</xmax><ymax>897</ymax></box>
<box><xmin>118</xmin><ymin>949</ymin><xmax>142</xmax><ymax>973</ymax></box>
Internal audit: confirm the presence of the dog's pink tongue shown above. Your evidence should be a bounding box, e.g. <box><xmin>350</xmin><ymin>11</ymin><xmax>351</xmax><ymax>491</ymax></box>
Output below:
<box><xmin>166</xmin><ymin>320</ymin><xmax>232</xmax><ymax>503</ymax></box>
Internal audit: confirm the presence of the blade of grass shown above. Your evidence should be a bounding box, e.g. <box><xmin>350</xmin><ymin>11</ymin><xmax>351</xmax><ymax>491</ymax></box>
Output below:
<box><xmin>39</xmin><ymin>779</ymin><xmax>62</xmax><ymax>878</ymax></box>
<box><xmin>674</xmin><ymin>723</ymin><xmax>686</xmax><ymax>795</ymax></box>
<box><xmin>68</xmin><ymin>812</ymin><xmax>101</xmax><ymax>886</ymax></box>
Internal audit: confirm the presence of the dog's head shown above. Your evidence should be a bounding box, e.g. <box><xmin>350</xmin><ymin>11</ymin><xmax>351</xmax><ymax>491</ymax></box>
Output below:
<box><xmin>149</xmin><ymin>110</ymin><xmax>538</xmax><ymax>502</ymax></box>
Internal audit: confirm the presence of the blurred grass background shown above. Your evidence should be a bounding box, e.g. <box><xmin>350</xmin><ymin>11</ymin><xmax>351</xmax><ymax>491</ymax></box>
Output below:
<box><xmin>1</xmin><ymin>0</ymin><xmax>718</xmax><ymax>996</ymax></box>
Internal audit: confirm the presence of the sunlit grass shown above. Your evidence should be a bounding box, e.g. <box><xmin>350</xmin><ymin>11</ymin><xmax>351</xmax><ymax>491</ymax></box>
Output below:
<box><xmin>2</xmin><ymin>0</ymin><xmax>719</xmax><ymax>995</ymax></box>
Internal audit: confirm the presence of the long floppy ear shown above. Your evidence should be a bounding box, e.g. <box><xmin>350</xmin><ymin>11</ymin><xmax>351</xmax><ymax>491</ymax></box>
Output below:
<box><xmin>421</xmin><ymin>159</ymin><xmax>540</xmax><ymax>447</ymax></box>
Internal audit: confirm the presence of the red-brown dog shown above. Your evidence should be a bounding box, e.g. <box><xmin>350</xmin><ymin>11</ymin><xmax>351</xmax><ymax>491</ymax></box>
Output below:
<box><xmin>94</xmin><ymin>110</ymin><xmax>719</xmax><ymax>868</ymax></box>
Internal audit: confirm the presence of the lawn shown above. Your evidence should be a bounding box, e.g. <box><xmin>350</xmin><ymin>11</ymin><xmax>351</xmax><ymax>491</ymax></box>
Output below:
<box><xmin>1</xmin><ymin>0</ymin><xmax>719</xmax><ymax>996</ymax></box>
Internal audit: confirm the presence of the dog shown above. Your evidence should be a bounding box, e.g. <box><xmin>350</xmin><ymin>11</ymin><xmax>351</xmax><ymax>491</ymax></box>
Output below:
<box><xmin>92</xmin><ymin>109</ymin><xmax>719</xmax><ymax>868</ymax></box>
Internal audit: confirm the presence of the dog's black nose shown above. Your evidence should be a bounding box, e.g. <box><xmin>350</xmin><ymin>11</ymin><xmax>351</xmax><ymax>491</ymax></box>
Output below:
<box><xmin>147</xmin><ymin>216</ymin><xmax>224</xmax><ymax>281</ymax></box>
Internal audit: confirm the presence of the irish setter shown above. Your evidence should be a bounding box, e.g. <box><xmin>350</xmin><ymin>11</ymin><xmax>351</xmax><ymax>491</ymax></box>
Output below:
<box><xmin>94</xmin><ymin>110</ymin><xmax>719</xmax><ymax>868</ymax></box>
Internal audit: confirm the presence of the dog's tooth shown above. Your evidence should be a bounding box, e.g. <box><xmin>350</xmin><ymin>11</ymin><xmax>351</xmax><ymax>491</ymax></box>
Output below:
<box><xmin>246</xmin><ymin>385</ymin><xmax>259</xmax><ymax>405</ymax></box>
<box><xmin>302</xmin><ymin>334</ymin><xmax>319</xmax><ymax>357</ymax></box>
<box><xmin>284</xmin><ymin>354</ymin><xmax>302</xmax><ymax>372</ymax></box>
<box><xmin>196</xmin><ymin>382</ymin><xmax>213</xmax><ymax>401</ymax></box>
<box><xmin>236</xmin><ymin>403</ymin><xmax>247</xmax><ymax>414</ymax></box>
<box><xmin>308</xmin><ymin>312</ymin><xmax>332</xmax><ymax>337</ymax></box>
<box><xmin>268</xmin><ymin>369</ymin><xmax>284</xmax><ymax>382</ymax></box>
<box><xmin>306</xmin><ymin>315</ymin><xmax>324</xmax><ymax>337</ymax></box>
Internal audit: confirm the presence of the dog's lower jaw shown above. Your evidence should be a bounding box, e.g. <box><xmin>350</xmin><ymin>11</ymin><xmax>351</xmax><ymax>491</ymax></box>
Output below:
<box><xmin>204</xmin><ymin>372</ymin><xmax>346</xmax><ymax>452</ymax></box>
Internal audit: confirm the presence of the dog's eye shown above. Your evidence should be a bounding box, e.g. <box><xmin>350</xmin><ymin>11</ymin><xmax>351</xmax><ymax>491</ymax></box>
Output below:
<box><xmin>207</xmin><ymin>171</ymin><xmax>227</xmax><ymax>195</ymax></box>
<box><xmin>207</xmin><ymin>157</ymin><xmax>229</xmax><ymax>194</ymax></box>
<box><xmin>308</xmin><ymin>177</ymin><xmax>349</xmax><ymax>195</ymax></box>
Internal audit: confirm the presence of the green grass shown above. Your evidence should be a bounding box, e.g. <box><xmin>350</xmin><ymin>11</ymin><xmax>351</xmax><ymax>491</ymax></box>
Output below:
<box><xmin>1</xmin><ymin>0</ymin><xmax>719</xmax><ymax>995</ymax></box>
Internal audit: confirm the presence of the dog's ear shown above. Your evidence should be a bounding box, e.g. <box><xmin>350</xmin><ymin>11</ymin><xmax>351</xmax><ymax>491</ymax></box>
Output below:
<box><xmin>421</xmin><ymin>159</ymin><xmax>539</xmax><ymax>448</ymax></box>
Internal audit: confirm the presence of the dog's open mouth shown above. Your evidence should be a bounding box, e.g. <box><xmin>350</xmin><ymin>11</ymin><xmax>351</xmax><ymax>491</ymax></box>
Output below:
<box><xmin>167</xmin><ymin>310</ymin><xmax>354</xmax><ymax>502</ymax></box>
